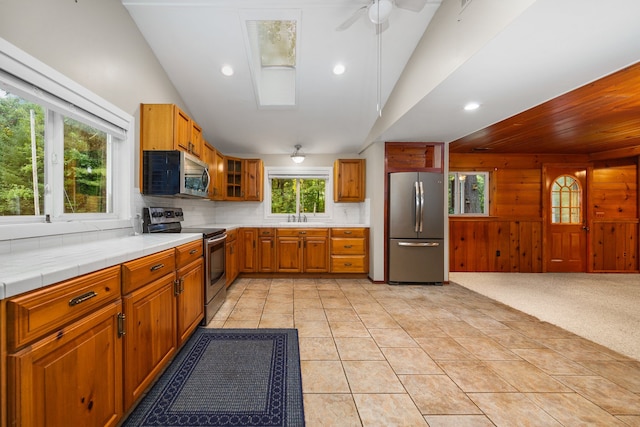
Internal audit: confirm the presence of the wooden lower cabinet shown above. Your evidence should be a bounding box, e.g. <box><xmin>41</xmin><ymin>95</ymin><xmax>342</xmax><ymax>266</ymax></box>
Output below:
<box><xmin>8</xmin><ymin>300</ymin><xmax>123</xmax><ymax>427</ymax></box>
<box><xmin>4</xmin><ymin>242</ymin><xmax>206</xmax><ymax>426</ymax></box>
<box><xmin>122</xmin><ymin>272</ymin><xmax>177</xmax><ymax>409</ymax></box>
<box><xmin>276</xmin><ymin>229</ymin><xmax>329</xmax><ymax>273</ymax></box>
<box><xmin>239</xmin><ymin>228</ymin><xmax>258</xmax><ymax>272</ymax></box>
<box><xmin>257</xmin><ymin>228</ymin><xmax>276</xmax><ymax>273</ymax></box>
<box><xmin>176</xmin><ymin>257</ymin><xmax>204</xmax><ymax>346</ymax></box>
<box><xmin>330</xmin><ymin>228</ymin><xmax>369</xmax><ymax>273</ymax></box>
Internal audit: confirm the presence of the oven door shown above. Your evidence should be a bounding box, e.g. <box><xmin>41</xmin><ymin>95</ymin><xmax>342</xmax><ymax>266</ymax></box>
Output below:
<box><xmin>204</xmin><ymin>233</ymin><xmax>226</xmax><ymax>324</ymax></box>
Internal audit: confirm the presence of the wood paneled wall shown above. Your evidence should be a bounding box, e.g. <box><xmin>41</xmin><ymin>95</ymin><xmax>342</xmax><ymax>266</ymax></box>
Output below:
<box><xmin>449</xmin><ymin>153</ymin><xmax>639</xmax><ymax>273</ymax></box>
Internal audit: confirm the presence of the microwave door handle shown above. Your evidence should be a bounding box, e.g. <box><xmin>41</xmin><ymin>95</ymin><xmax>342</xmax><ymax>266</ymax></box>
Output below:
<box><xmin>202</xmin><ymin>168</ymin><xmax>211</xmax><ymax>193</ymax></box>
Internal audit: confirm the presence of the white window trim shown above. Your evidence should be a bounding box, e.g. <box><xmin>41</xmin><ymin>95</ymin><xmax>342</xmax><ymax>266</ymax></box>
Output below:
<box><xmin>449</xmin><ymin>171</ymin><xmax>489</xmax><ymax>216</ymax></box>
<box><xmin>0</xmin><ymin>37</ymin><xmax>134</xmax><ymax>232</ymax></box>
<box><xmin>263</xmin><ymin>166</ymin><xmax>333</xmax><ymax>221</ymax></box>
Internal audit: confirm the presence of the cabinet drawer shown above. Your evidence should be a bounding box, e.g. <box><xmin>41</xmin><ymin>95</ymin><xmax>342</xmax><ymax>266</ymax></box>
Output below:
<box><xmin>258</xmin><ymin>227</ymin><xmax>275</xmax><ymax>236</ymax></box>
<box><xmin>176</xmin><ymin>240</ymin><xmax>203</xmax><ymax>268</ymax></box>
<box><xmin>331</xmin><ymin>238</ymin><xmax>366</xmax><ymax>255</ymax></box>
<box><xmin>331</xmin><ymin>228</ymin><xmax>367</xmax><ymax>238</ymax></box>
<box><xmin>277</xmin><ymin>228</ymin><xmax>329</xmax><ymax>237</ymax></box>
<box><xmin>226</xmin><ymin>228</ymin><xmax>237</xmax><ymax>242</ymax></box>
<box><xmin>122</xmin><ymin>249</ymin><xmax>176</xmax><ymax>294</ymax></box>
<box><xmin>331</xmin><ymin>256</ymin><xmax>367</xmax><ymax>273</ymax></box>
<box><xmin>7</xmin><ymin>265</ymin><xmax>121</xmax><ymax>351</ymax></box>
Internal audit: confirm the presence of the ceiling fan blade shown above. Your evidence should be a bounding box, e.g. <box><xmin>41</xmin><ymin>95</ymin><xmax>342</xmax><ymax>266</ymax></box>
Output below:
<box><xmin>336</xmin><ymin>5</ymin><xmax>368</xmax><ymax>31</ymax></box>
<box><xmin>394</xmin><ymin>0</ymin><xmax>428</xmax><ymax>12</ymax></box>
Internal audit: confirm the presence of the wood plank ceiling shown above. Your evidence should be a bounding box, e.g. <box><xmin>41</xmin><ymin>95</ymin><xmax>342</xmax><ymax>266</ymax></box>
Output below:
<box><xmin>449</xmin><ymin>61</ymin><xmax>640</xmax><ymax>160</ymax></box>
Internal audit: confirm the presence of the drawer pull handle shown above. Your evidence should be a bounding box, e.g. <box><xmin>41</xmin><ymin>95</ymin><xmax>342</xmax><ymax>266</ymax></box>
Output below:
<box><xmin>189</xmin><ymin>249</ymin><xmax>197</xmax><ymax>255</ymax></box>
<box><xmin>344</xmin><ymin>231</ymin><xmax>352</xmax><ymax>234</ymax></box>
<box><xmin>344</xmin><ymin>245</ymin><xmax>352</xmax><ymax>248</ymax></box>
<box><xmin>299</xmin><ymin>231</ymin><xmax>307</xmax><ymax>234</ymax></box>
<box><xmin>69</xmin><ymin>291</ymin><xmax>97</xmax><ymax>307</ymax></box>
<box><xmin>344</xmin><ymin>263</ymin><xmax>353</xmax><ymax>266</ymax></box>
<box><xmin>150</xmin><ymin>263</ymin><xmax>165</xmax><ymax>272</ymax></box>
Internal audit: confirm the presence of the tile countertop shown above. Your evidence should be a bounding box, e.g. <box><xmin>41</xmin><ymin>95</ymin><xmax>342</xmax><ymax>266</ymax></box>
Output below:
<box><xmin>0</xmin><ymin>233</ymin><xmax>202</xmax><ymax>300</ymax></box>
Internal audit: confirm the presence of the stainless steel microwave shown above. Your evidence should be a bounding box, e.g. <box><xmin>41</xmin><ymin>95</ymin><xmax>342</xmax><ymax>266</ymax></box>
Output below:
<box><xmin>142</xmin><ymin>150</ymin><xmax>210</xmax><ymax>198</ymax></box>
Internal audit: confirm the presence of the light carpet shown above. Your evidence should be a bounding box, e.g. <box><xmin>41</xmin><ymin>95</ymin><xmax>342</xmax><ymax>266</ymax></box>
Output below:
<box><xmin>450</xmin><ymin>272</ymin><xmax>640</xmax><ymax>361</ymax></box>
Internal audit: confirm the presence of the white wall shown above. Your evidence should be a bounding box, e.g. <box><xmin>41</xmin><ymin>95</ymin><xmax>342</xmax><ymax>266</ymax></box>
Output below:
<box><xmin>0</xmin><ymin>0</ymin><xmax>186</xmax><ymax>115</ymax></box>
<box><xmin>361</xmin><ymin>142</ymin><xmax>385</xmax><ymax>282</ymax></box>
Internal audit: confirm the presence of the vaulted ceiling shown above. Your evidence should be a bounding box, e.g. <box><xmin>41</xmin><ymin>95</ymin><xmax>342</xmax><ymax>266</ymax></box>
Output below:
<box><xmin>123</xmin><ymin>0</ymin><xmax>640</xmax><ymax>157</ymax></box>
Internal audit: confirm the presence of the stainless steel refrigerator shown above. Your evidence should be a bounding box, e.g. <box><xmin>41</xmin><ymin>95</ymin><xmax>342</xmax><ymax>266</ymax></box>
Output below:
<box><xmin>388</xmin><ymin>172</ymin><xmax>444</xmax><ymax>284</ymax></box>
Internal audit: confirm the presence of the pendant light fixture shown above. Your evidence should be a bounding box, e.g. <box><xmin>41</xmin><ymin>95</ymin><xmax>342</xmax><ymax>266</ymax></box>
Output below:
<box><xmin>290</xmin><ymin>144</ymin><xmax>305</xmax><ymax>163</ymax></box>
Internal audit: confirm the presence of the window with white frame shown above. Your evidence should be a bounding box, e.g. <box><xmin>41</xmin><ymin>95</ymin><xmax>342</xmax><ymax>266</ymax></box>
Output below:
<box><xmin>0</xmin><ymin>51</ymin><xmax>130</xmax><ymax>223</ymax></box>
<box><xmin>448</xmin><ymin>171</ymin><xmax>489</xmax><ymax>215</ymax></box>
<box><xmin>264</xmin><ymin>167</ymin><xmax>332</xmax><ymax>219</ymax></box>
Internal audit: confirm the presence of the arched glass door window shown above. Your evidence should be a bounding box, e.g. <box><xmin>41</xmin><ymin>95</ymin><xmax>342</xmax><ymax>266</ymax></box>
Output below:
<box><xmin>551</xmin><ymin>175</ymin><xmax>581</xmax><ymax>224</ymax></box>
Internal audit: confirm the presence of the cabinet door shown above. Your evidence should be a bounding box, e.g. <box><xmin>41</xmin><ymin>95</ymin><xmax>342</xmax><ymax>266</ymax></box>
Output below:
<box><xmin>239</xmin><ymin>228</ymin><xmax>257</xmax><ymax>272</ymax></box>
<box><xmin>212</xmin><ymin>149</ymin><xmax>225</xmax><ymax>200</ymax></box>
<box><xmin>276</xmin><ymin>237</ymin><xmax>302</xmax><ymax>272</ymax></box>
<box><xmin>304</xmin><ymin>236</ymin><xmax>329</xmax><ymax>272</ymax></box>
<box><xmin>8</xmin><ymin>301</ymin><xmax>123</xmax><ymax>427</ymax></box>
<box><xmin>190</xmin><ymin>121</ymin><xmax>203</xmax><ymax>158</ymax></box>
<box><xmin>177</xmin><ymin>258</ymin><xmax>204</xmax><ymax>346</ymax></box>
<box><xmin>123</xmin><ymin>273</ymin><xmax>177</xmax><ymax>409</ymax></box>
<box><xmin>226</xmin><ymin>240</ymin><xmax>238</xmax><ymax>287</ymax></box>
<box><xmin>244</xmin><ymin>159</ymin><xmax>264</xmax><ymax>201</ymax></box>
<box><xmin>174</xmin><ymin>106</ymin><xmax>191</xmax><ymax>153</ymax></box>
<box><xmin>225</xmin><ymin>157</ymin><xmax>243</xmax><ymax>200</ymax></box>
<box><xmin>258</xmin><ymin>230</ymin><xmax>276</xmax><ymax>273</ymax></box>
<box><xmin>334</xmin><ymin>159</ymin><xmax>365</xmax><ymax>202</ymax></box>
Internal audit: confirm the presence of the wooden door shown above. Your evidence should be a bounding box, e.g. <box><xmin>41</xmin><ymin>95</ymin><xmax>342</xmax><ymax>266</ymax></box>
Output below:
<box><xmin>212</xmin><ymin>150</ymin><xmax>225</xmax><ymax>200</ymax></box>
<box><xmin>244</xmin><ymin>159</ymin><xmax>264</xmax><ymax>201</ymax></box>
<box><xmin>173</xmin><ymin>106</ymin><xmax>191</xmax><ymax>153</ymax></box>
<box><xmin>176</xmin><ymin>258</ymin><xmax>204</xmax><ymax>346</ymax></box>
<box><xmin>258</xmin><ymin>229</ymin><xmax>276</xmax><ymax>273</ymax></box>
<box><xmin>304</xmin><ymin>236</ymin><xmax>329</xmax><ymax>272</ymax></box>
<box><xmin>277</xmin><ymin>236</ymin><xmax>302</xmax><ymax>272</ymax></box>
<box><xmin>239</xmin><ymin>228</ymin><xmax>257</xmax><ymax>272</ymax></box>
<box><xmin>334</xmin><ymin>159</ymin><xmax>365</xmax><ymax>202</ymax></box>
<box><xmin>8</xmin><ymin>301</ymin><xmax>123</xmax><ymax>427</ymax></box>
<box><xmin>544</xmin><ymin>166</ymin><xmax>588</xmax><ymax>272</ymax></box>
<box><xmin>123</xmin><ymin>274</ymin><xmax>177</xmax><ymax>409</ymax></box>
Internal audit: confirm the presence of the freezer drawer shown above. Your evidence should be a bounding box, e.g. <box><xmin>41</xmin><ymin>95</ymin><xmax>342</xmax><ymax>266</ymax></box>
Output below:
<box><xmin>388</xmin><ymin>239</ymin><xmax>444</xmax><ymax>284</ymax></box>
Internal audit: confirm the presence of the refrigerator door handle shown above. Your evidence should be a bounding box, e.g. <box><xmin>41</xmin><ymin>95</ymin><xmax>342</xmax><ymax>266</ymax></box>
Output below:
<box><xmin>419</xmin><ymin>181</ymin><xmax>424</xmax><ymax>233</ymax></box>
<box><xmin>414</xmin><ymin>181</ymin><xmax>420</xmax><ymax>233</ymax></box>
<box><xmin>397</xmin><ymin>241</ymin><xmax>440</xmax><ymax>247</ymax></box>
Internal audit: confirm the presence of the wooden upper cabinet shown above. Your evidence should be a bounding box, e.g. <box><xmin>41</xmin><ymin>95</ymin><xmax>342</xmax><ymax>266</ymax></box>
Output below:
<box><xmin>140</xmin><ymin>103</ymin><xmax>202</xmax><ymax>159</ymax></box>
<box><xmin>190</xmin><ymin>121</ymin><xmax>203</xmax><ymax>159</ymax></box>
<box><xmin>212</xmin><ymin>149</ymin><xmax>225</xmax><ymax>201</ymax></box>
<box><xmin>385</xmin><ymin>142</ymin><xmax>444</xmax><ymax>172</ymax></box>
<box><xmin>244</xmin><ymin>159</ymin><xmax>264</xmax><ymax>201</ymax></box>
<box><xmin>334</xmin><ymin>159</ymin><xmax>365</xmax><ymax>202</ymax></box>
<box><xmin>224</xmin><ymin>157</ymin><xmax>264</xmax><ymax>201</ymax></box>
<box><xmin>225</xmin><ymin>157</ymin><xmax>244</xmax><ymax>200</ymax></box>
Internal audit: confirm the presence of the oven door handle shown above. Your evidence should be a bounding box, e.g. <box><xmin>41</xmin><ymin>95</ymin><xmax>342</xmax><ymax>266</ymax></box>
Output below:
<box><xmin>206</xmin><ymin>234</ymin><xmax>227</xmax><ymax>245</ymax></box>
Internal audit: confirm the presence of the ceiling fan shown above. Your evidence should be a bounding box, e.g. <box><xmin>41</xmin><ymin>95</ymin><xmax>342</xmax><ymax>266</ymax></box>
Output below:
<box><xmin>336</xmin><ymin>0</ymin><xmax>430</xmax><ymax>32</ymax></box>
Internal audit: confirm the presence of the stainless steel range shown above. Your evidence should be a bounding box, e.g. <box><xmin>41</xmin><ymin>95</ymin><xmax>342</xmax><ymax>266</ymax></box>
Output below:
<box><xmin>143</xmin><ymin>207</ymin><xmax>226</xmax><ymax>324</ymax></box>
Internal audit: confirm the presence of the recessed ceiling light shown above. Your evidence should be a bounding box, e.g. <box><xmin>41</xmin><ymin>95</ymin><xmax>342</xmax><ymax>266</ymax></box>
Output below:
<box><xmin>333</xmin><ymin>63</ymin><xmax>346</xmax><ymax>75</ymax></box>
<box><xmin>464</xmin><ymin>102</ymin><xmax>480</xmax><ymax>111</ymax></box>
<box><xmin>221</xmin><ymin>65</ymin><xmax>234</xmax><ymax>76</ymax></box>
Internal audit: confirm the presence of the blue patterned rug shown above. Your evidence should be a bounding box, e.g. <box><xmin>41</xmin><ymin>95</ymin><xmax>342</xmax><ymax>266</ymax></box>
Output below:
<box><xmin>123</xmin><ymin>328</ymin><xmax>304</xmax><ymax>426</ymax></box>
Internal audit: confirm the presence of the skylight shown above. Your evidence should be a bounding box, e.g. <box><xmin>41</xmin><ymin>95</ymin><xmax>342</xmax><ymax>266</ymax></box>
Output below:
<box><xmin>246</xmin><ymin>19</ymin><xmax>298</xmax><ymax>107</ymax></box>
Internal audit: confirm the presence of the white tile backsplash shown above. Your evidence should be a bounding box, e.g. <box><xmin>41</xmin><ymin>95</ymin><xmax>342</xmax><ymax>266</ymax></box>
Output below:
<box><xmin>1</xmin><ymin>193</ymin><xmax>368</xmax><ymax>256</ymax></box>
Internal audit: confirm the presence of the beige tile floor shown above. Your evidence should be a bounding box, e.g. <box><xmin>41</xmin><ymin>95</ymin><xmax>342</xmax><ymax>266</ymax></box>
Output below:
<box><xmin>207</xmin><ymin>277</ymin><xmax>640</xmax><ymax>426</ymax></box>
